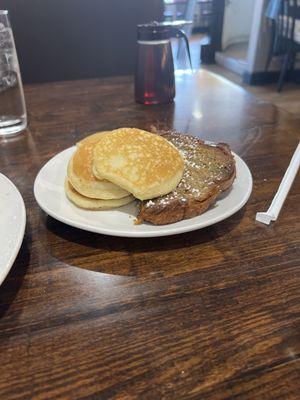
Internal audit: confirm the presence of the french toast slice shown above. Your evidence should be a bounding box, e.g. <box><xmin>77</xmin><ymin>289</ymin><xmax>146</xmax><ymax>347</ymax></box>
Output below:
<box><xmin>137</xmin><ymin>131</ymin><xmax>236</xmax><ymax>225</ymax></box>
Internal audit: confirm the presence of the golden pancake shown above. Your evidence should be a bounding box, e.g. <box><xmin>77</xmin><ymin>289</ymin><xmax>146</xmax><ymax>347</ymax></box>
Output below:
<box><xmin>67</xmin><ymin>131</ymin><xmax>130</xmax><ymax>200</ymax></box>
<box><xmin>92</xmin><ymin>128</ymin><xmax>185</xmax><ymax>200</ymax></box>
<box><xmin>65</xmin><ymin>179</ymin><xmax>134</xmax><ymax>210</ymax></box>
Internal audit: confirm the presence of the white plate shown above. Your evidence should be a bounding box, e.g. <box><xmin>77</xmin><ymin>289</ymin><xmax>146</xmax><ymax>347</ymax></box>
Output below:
<box><xmin>0</xmin><ymin>173</ymin><xmax>26</xmax><ymax>285</ymax></box>
<box><xmin>34</xmin><ymin>147</ymin><xmax>252</xmax><ymax>238</ymax></box>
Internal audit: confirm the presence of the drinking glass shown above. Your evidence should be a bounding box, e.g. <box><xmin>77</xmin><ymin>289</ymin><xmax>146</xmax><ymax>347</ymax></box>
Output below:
<box><xmin>0</xmin><ymin>10</ymin><xmax>27</xmax><ymax>137</ymax></box>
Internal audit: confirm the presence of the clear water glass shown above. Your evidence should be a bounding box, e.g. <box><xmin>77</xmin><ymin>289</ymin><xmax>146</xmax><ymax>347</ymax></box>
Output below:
<box><xmin>0</xmin><ymin>10</ymin><xmax>27</xmax><ymax>137</ymax></box>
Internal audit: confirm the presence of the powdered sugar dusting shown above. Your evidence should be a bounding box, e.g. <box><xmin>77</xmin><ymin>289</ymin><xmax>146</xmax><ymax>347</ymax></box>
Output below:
<box><xmin>144</xmin><ymin>131</ymin><xmax>234</xmax><ymax>209</ymax></box>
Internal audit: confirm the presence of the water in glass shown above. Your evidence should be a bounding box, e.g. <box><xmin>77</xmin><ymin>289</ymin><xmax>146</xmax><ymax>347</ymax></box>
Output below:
<box><xmin>0</xmin><ymin>11</ymin><xmax>27</xmax><ymax>137</ymax></box>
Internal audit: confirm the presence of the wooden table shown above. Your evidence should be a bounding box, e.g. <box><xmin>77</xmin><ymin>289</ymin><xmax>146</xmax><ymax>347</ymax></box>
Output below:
<box><xmin>0</xmin><ymin>70</ymin><xmax>299</xmax><ymax>400</ymax></box>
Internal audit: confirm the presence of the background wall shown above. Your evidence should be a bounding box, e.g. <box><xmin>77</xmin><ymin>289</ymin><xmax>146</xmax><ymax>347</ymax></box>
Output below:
<box><xmin>222</xmin><ymin>0</ymin><xmax>256</xmax><ymax>50</ymax></box>
<box><xmin>0</xmin><ymin>0</ymin><xmax>164</xmax><ymax>83</ymax></box>
<box><xmin>246</xmin><ymin>0</ymin><xmax>270</xmax><ymax>73</ymax></box>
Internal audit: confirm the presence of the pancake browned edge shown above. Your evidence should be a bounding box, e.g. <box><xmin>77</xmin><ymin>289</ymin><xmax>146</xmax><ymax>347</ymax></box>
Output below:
<box><xmin>65</xmin><ymin>179</ymin><xmax>134</xmax><ymax>210</ymax></box>
<box><xmin>137</xmin><ymin>131</ymin><xmax>236</xmax><ymax>225</ymax></box>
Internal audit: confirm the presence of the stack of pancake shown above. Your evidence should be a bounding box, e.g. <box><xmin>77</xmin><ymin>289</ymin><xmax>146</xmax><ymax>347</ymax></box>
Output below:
<box><xmin>65</xmin><ymin>127</ymin><xmax>236</xmax><ymax>225</ymax></box>
<box><xmin>65</xmin><ymin>127</ymin><xmax>185</xmax><ymax>210</ymax></box>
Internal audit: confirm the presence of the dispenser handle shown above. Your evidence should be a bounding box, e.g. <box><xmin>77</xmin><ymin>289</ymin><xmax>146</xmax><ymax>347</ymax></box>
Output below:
<box><xmin>171</xmin><ymin>27</ymin><xmax>193</xmax><ymax>70</ymax></box>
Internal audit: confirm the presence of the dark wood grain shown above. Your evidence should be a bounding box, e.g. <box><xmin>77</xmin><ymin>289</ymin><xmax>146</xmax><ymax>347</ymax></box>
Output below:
<box><xmin>0</xmin><ymin>70</ymin><xmax>299</xmax><ymax>400</ymax></box>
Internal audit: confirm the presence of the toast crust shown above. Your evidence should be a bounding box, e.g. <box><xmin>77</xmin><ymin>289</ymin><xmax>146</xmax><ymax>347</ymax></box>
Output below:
<box><xmin>137</xmin><ymin>131</ymin><xmax>236</xmax><ymax>225</ymax></box>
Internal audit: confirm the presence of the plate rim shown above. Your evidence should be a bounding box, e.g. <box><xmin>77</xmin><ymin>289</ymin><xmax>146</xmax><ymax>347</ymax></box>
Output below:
<box><xmin>34</xmin><ymin>147</ymin><xmax>253</xmax><ymax>238</ymax></box>
<box><xmin>0</xmin><ymin>173</ymin><xmax>26</xmax><ymax>285</ymax></box>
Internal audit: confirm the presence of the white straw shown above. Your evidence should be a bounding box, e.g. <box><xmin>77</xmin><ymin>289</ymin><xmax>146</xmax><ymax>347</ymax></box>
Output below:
<box><xmin>256</xmin><ymin>142</ymin><xmax>300</xmax><ymax>225</ymax></box>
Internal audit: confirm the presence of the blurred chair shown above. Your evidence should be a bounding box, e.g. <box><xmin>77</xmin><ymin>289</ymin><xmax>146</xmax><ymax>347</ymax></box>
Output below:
<box><xmin>265</xmin><ymin>0</ymin><xmax>300</xmax><ymax>91</ymax></box>
<box><xmin>0</xmin><ymin>0</ymin><xmax>164</xmax><ymax>83</ymax></box>
<box><xmin>195</xmin><ymin>0</ymin><xmax>213</xmax><ymax>32</ymax></box>
<box><xmin>176</xmin><ymin>0</ymin><xmax>197</xmax><ymax>59</ymax></box>
<box><xmin>182</xmin><ymin>0</ymin><xmax>198</xmax><ymax>36</ymax></box>
<box><xmin>164</xmin><ymin>0</ymin><xmax>185</xmax><ymax>21</ymax></box>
